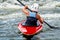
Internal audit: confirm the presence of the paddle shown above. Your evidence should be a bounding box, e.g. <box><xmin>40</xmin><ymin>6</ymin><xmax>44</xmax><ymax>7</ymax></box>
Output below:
<box><xmin>17</xmin><ymin>0</ymin><xmax>32</xmax><ymax>12</ymax></box>
<box><xmin>17</xmin><ymin>0</ymin><xmax>60</xmax><ymax>29</ymax></box>
<box><xmin>17</xmin><ymin>0</ymin><xmax>37</xmax><ymax>13</ymax></box>
<box><xmin>43</xmin><ymin>21</ymin><xmax>60</xmax><ymax>29</ymax></box>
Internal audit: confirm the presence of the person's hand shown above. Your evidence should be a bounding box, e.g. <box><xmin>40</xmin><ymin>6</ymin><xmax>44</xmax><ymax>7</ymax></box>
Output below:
<box><xmin>24</xmin><ymin>5</ymin><xmax>28</xmax><ymax>9</ymax></box>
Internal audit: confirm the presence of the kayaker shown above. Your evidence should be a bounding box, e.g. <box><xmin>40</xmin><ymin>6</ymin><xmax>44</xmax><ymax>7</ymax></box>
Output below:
<box><xmin>22</xmin><ymin>3</ymin><xmax>44</xmax><ymax>26</ymax></box>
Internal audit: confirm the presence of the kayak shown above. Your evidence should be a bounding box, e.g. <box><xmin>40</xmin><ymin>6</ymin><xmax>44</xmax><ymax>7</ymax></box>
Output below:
<box><xmin>18</xmin><ymin>20</ymin><xmax>43</xmax><ymax>35</ymax></box>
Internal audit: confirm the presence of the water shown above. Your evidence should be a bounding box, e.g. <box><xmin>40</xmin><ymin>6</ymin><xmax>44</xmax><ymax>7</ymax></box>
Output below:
<box><xmin>0</xmin><ymin>0</ymin><xmax>60</xmax><ymax>40</ymax></box>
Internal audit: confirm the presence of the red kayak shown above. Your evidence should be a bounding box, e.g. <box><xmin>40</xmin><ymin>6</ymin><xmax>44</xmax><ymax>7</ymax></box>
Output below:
<box><xmin>18</xmin><ymin>20</ymin><xmax>43</xmax><ymax>35</ymax></box>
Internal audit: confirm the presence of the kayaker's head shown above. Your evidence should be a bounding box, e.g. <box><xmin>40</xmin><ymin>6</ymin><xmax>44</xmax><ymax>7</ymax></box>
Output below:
<box><xmin>30</xmin><ymin>3</ymin><xmax>39</xmax><ymax>12</ymax></box>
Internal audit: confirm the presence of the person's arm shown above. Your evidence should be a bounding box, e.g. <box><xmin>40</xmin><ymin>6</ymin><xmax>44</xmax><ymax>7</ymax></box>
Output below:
<box><xmin>36</xmin><ymin>13</ymin><xmax>44</xmax><ymax>24</ymax></box>
<box><xmin>22</xmin><ymin>5</ymin><xmax>29</xmax><ymax>15</ymax></box>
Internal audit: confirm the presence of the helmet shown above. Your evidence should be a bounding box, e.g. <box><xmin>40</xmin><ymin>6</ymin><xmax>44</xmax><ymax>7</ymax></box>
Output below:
<box><xmin>30</xmin><ymin>3</ymin><xmax>39</xmax><ymax>12</ymax></box>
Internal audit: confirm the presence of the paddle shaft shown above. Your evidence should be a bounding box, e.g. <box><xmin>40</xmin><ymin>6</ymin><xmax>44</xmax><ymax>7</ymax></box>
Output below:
<box><xmin>17</xmin><ymin>0</ymin><xmax>58</xmax><ymax>29</ymax></box>
<box><xmin>17</xmin><ymin>0</ymin><xmax>38</xmax><ymax>13</ymax></box>
<box><xmin>17</xmin><ymin>0</ymin><xmax>32</xmax><ymax>12</ymax></box>
<box><xmin>44</xmin><ymin>21</ymin><xmax>53</xmax><ymax>28</ymax></box>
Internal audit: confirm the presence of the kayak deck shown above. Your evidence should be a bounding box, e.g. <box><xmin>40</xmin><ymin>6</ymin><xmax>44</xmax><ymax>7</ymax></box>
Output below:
<box><xmin>18</xmin><ymin>20</ymin><xmax>43</xmax><ymax>35</ymax></box>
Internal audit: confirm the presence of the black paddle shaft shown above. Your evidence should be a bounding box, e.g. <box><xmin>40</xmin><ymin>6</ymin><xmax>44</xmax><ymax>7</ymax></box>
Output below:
<box><xmin>17</xmin><ymin>0</ymin><xmax>38</xmax><ymax>13</ymax></box>
<box><xmin>44</xmin><ymin>21</ymin><xmax>60</xmax><ymax>29</ymax></box>
<box><xmin>44</xmin><ymin>21</ymin><xmax>54</xmax><ymax>28</ymax></box>
<box><xmin>17</xmin><ymin>0</ymin><xmax>32</xmax><ymax>12</ymax></box>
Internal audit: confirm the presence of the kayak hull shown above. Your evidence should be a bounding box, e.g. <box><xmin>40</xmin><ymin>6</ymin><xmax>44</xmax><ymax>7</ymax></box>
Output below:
<box><xmin>18</xmin><ymin>20</ymin><xmax>43</xmax><ymax>35</ymax></box>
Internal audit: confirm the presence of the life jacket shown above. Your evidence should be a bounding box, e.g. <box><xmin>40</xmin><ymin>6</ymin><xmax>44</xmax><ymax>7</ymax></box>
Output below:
<box><xmin>25</xmin><ymin>12</ymin><xmax>38</xmax><ymax>26</ymax></box>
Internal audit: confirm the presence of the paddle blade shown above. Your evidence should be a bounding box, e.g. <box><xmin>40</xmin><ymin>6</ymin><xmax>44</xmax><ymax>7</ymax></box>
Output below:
<box><xmin>50</xmin><ymin>26</ymin><xmax>60</xmax><ymax>29</ymax></box>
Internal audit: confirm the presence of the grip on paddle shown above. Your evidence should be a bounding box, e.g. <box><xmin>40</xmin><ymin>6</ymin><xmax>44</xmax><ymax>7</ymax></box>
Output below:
<box><xmin>17</xmin><ymin>0</ymin><xmax>38</xmax><ymax>13</ymax></box>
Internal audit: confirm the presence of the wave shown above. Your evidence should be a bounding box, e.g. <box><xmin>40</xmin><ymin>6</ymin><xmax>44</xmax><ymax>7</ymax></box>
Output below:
<box><xmin>40</xmin><ymin>1</ymin><xmax>60</xmax><ymax>10</ymax></box>
<box><xmin>0</xmin><ymin>2</ymin><xmax>22</xmax><ymax>9</ymax></box>
<box><xmin>0</xmin><ymin>1</ymin><xmax>60</xmax><ymax>10</ymax></box>
<box><xmin>41</xmin><ymin>13</ymin><xmax>60</xmax><ymax>19</ymax></box>
<box><xmin>0</xmin><ymin>13</ymin><xmax>23</xmax><ymax>19</ymax></box>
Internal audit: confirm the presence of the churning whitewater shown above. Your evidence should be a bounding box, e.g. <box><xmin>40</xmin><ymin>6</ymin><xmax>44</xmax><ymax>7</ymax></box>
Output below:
<box><xmin>0</xmin><ymin>0</ymin><xmax>60</xmax><ymax>40</ymax></box>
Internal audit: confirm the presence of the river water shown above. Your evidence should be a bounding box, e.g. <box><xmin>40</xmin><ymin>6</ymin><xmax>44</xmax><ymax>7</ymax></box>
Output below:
<box><xmin>0</xmin><ymin>0</ymin><xmax>60</xmax><ymax>40</ymax></box>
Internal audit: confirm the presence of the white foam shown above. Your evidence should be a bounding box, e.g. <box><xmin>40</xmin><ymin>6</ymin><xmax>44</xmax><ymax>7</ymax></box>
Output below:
<box><xmin>41</xmin><ymin>13</ymin><xmax>60</xmax><ymax>18</ymax></box>
<box><xmin>0</xmin><ymin>2</ymin><xmax>23</xmax><ymax>9</ymax></box>
<box><xmin>0</xmin><ymin>0</ymin><xmax>60</xmax><ymax>10</ymax></box>
<box><xmin>40</xmin><ymin>1</ymin><xmax>60</xmax><ymax>10</ymax></box>
<box><xmin>0</xmin><ymin>13</ymin><xmax>23</xmax><ymax>19</ymax></box>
